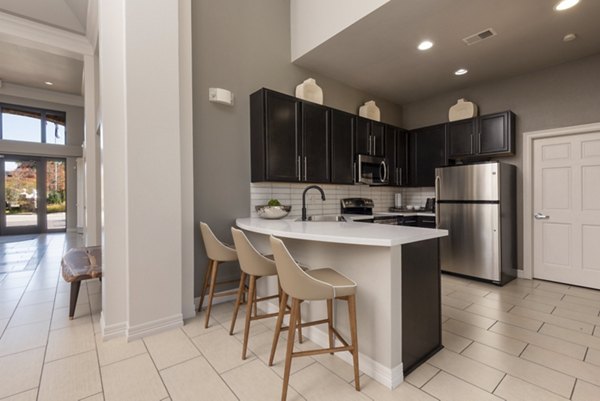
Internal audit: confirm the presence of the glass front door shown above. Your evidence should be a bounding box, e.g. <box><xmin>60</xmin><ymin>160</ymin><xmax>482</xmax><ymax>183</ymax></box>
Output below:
<box><xmin>2</xmin><ymin>158</ymin><xmax>41</xmax><ymax>234</ymax></box>
<box><xmin>46</xmin><ymin>160</ymin><xmax>66</xmax><ymax>231</ymax></box>
<box><xmin>0</xmin><ymin>156</ymin><xmax>67</xmax><ymax>235</ymax></box>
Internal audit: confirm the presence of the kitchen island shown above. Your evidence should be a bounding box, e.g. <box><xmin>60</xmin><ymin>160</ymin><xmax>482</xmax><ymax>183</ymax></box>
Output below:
<box><xmin>236</xmin><ymin>217</ymin><xmax>448</xmax><ymax>389</ymax></box>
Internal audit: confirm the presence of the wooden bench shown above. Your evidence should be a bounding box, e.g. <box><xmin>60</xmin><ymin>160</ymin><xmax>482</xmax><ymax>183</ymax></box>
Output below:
<box><xmin>61</xmin><ymin>246</ymin><xmax>102</xmax><ymax>319</ymax></box>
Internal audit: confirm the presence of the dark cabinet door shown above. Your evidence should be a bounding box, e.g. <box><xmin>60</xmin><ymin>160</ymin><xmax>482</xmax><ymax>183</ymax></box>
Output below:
<box><xmin>447</xmin><ymin>118</ymin><xmax>476</xmax><ymax>159</ymax></box>
<box><xmin>371</xmin><ymin>122</ymin><xmax>386</xmax><ymax>156</ymax></box>
<box><xmin>478</xmin><ymin>111</ymin><xmax>515</xmax><ymax>156</ymax></box>
<box><xmin>384</xmin><ymin>125</ymin><xmax>396</xmax><ymax>185</ymax></box>
<box><xmin>301</xmin><ymin>103</ymin><xmax>330</xmax><ymax>183</ymax></box>
<box><xmin>396</xmin><ymin>129</ymin><xmax>408</xmax><ymax>186</ymax></box>
<box><xmin>355</xmin><ymin>117</ymin><xmax>370</xmax><ymax>155</ymax></box>
<box><xmin>331</xmin><ymin>110</ymin><xmax>355</xmax><ymax>184</ymax></box>
<box><xmin>410</xmin><ymin>124</ymin><xmax>447</xmax><ymax>187</ymax></box>
<box><xmin>417</xmin><ymin>216</ymin><xmax>436</xmax><ymax>228</ymax></box>
<box><xmin>264</xmin><ymin>91</ymin><xmax>300</xmax><ymax>182</ymax></box>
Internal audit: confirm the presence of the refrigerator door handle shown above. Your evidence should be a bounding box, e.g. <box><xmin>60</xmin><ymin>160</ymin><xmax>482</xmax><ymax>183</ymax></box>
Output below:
<box><xmin>435</xmin><ymin>175</ymin><xmax>441</xmax><ymax>228</ymax></box>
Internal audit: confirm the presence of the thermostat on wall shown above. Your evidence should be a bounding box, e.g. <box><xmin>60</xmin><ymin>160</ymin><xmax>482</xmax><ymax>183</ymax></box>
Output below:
<box><xmin>209</xmin><ymin>88</ymin><xmax>234</xmax><ymax>106</ymax></box>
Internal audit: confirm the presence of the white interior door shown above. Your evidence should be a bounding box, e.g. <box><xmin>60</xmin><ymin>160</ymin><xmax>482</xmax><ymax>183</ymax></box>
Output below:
<box><xmin>533</xmin><ymin>131</ymin><xmax>600</xmax><ymax>289</ymax></box>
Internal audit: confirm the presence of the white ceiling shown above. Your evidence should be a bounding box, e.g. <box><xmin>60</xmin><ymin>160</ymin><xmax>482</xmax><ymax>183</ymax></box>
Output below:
<box><xmin>0</xmin><ymin>41</ymin><xmax>83</xmax><ymax>94</ymax></box>
<box><xmin>293</xmin><ymin>0</ymin><xmax>600</xmax><ymax>104</ymax></box>
<box><xmin>0</xmin><ymin>0</ymin><xmax>89</xmax><ymax>96</ymax></box>
<box><xmin>0</xmin><ymin>0</ymin><xmax>88</xmax><ymax>34</ymax></box>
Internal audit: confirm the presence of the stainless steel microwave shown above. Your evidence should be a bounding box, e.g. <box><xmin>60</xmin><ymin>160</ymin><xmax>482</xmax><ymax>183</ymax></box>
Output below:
<box><xmin>357</xmin><ymin>154</ymin><xmax>389</xmax><ymax>185</ymax></box>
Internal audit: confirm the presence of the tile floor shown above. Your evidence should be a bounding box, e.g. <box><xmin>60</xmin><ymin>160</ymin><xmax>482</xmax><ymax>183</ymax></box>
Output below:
<box><xmin>1</xmin><ymin>234</ymin><xmax>600</xmax><ymax>400</ymax></box>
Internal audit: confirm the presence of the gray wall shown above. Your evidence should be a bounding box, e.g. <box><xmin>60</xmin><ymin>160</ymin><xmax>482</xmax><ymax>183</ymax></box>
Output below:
<box><xmin>0</xmin><ymin>93</ymin><xmax>84</xmax><ymax>231</ymax></box>
<box><xmin>401</xmin><ymin>53</ymin><xmax>600</xmax><ymax>269</ymax></box>
<box><xmin>192</xmin><ymin>0</ymin><xmax>403</xmax><ymax>294</ymax></box>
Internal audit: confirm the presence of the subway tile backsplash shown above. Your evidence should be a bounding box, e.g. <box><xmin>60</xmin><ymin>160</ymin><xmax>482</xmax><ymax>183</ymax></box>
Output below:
<box><xmin>250</xmin><ymin>183</ymin><xmax>435</xmax><ymax>218</ymax></box>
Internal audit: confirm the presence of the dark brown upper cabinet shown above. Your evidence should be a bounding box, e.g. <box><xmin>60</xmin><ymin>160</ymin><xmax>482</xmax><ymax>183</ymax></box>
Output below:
<box><xmin>409</xmin><ymin>124</ymin><xmax>447</xmax><ymax>187</ymax></box>
<box><xmin>447</xmin><ymin>111</ymin><xmax>516</xmax><ymax>160</ymax></box>
<box><xmin>250</xmin><ymin>89</ymin><xmax>329</xmax><ymax>183</ymax></box>
<box><xmin>385</xmin><ymin>125</ymin><xmax>408</xmax><ymax>186</ymax></box>
<box><xmin>301</xmin><ymin>102</ymin><xmax>330</xmax><ymax>183</ymax></box>
<box><xmin>356</xmin><ymin>117</ymin><xmax>385</xmax><ymax>157</ymax></box>
<box><xmin>478</xmin><ymin>111</ymin><xmax>515</xmax><ymax>156</ymax></box>
<box><xmin>447</xmin><ymin>118</ymin><xmax>476</xmax><ymax>159</ymax></box>
<box><xmin>330</xmin><ymin>110</ymin><xmax>355</xmax><ymax>184</ymax></box>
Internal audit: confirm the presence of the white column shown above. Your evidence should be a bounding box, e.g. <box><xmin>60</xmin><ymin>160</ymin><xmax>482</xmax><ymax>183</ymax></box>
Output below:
<box><xmin>83</xmin><ymin>54</ymin><xmax>100</xmax><ymax>246</ymax></box>
<box><xmin>99</xmin><ymin>0</ymin><xmax>185</xmax><ymax>339</ymax></box>
<box><xmin>179</xmin><ymin>0</ymin><xmax>196</xmax><ymax>320</ymax></box>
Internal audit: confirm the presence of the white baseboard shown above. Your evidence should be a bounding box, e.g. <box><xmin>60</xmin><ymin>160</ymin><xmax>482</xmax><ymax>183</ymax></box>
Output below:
<box><xmin>182</xmin><ymin>302</ymin><xmax>197</xmax><ymax>320</ymax></box>
<box><xmin>100</xmin><ymin>312</ymin><xmax>127</xmax><ymax>340</ymax></box>
<box><xmin>126</xmin><ymin>313</ymin><xmax>184</xmax><ymax>341</ymax></box>
<box><xmin>517</xmin><ymin>270</ymin><xmax>532</xmax><ymax>279</ymax></box>
<box><xmin>262</xmin><ymin>301</ymin><xmax>403</xmax><ymax>389</ymax></box>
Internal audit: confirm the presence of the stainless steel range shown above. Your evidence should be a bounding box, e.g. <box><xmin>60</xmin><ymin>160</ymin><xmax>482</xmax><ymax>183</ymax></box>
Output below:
<box><xmin>340</xmin><ymin>198</ymin><xmax>400</xmax><ymax>225</ymax></box>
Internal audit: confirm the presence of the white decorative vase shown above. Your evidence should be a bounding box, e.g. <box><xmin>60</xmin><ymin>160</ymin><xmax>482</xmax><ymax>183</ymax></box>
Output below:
<box><xmin>295</xmin><ymin>78</ymin><xmax>323</xmax><ymax>104</ymax></box>
<box><xmin>449</xmin><ymin>98</ymin><xmax>478</xmax><ymax>121</ymax></box>
<box><xmin>359</xmin><ymin>100</ymin><xmax>381</xmax><ymax>121</ymax></box>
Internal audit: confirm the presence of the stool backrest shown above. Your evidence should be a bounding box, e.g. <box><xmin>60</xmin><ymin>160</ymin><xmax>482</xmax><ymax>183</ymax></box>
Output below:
<box><xmin>200</xmin><ymin>222</ymin><xmax>237</xmax><ymax>262</ymax></box>
<box><xmin>231</xmin><ymin>227</ymin><xmax>276</xmax><ymax>277</ymax></box>
<box><xmin>270</xmin><ymin>235</ymin><xmax>333</xmax><ymax>300</ymax></box>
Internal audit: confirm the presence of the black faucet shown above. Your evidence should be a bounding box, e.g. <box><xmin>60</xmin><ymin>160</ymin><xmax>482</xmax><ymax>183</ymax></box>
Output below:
<box><xmin>301</xmin><ymin>185</ymin><xmax>326</xmax><ymax>221</ymax></box>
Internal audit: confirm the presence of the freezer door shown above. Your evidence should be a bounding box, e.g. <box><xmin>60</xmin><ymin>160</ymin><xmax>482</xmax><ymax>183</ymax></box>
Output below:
<box><xmin>438</xmin><ymin>203</ymin><xmax>500</xmax><ymax>282</ymax></box>
<box><xmin>436</xmin><ymin>163</ymin><xmax>499</xmax><ymax>201</ymax></box>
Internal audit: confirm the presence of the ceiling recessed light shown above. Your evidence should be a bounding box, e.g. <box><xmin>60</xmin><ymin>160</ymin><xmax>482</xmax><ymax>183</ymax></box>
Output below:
<box><xmin>454</xmin><ymin>68</ymin><xmax>468</xmax><ymax>76</ymax></box>
<box><xmin>417</xmin><ymin>40</ymin><xmax>434</xmax><ymax>51</ymax></box>
<box><xmin>554</xmin><ymin>0</ymin><xmax>579</xmax><ymax>11</ymax></box>
<box><xmin>44</xmin><ymin>81</ymin><xmax>53</xmax><ymax>86</ymax></box>
<box><xmin>563</xmin><ymin>33</ymin><xmax>577</xmax><ymax>42</ymax></box>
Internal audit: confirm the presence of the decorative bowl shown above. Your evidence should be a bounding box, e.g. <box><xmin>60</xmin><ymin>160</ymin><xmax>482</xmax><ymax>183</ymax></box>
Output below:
<box><xmin>255</xmin><ymin>205</ymin><xmax>292</xmax><ymax>219</ymax></box>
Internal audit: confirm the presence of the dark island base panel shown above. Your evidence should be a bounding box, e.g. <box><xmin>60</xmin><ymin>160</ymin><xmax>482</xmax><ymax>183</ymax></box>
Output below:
<box><xmin>401</xmin><ymin>238</ymin><xmax>443</xmax><ymax>375</ymax></box>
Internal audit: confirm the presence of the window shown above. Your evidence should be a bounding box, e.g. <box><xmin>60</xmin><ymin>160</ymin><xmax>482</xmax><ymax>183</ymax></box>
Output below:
<box><xmin>0</xmin><ymin>103</ymin><xmax>66</xmax><ymax>145</ymax></box>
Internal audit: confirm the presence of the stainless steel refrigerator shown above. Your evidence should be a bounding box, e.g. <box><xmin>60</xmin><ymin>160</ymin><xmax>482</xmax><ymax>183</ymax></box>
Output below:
<box><xmin>435</xmin><ymin>162</ymin><xmax>517</xmax><ymax>285</ymax></box>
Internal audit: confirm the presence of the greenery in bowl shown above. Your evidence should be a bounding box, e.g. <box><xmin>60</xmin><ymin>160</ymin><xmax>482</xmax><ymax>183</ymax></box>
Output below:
<box><xmin>256</xmin><ymin>199</ymin><xmax>291</xmax><ymax>219</ymax></box>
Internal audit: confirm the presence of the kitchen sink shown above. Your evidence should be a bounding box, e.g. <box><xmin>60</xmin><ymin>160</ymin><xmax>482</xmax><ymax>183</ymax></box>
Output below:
<box><xmin>297</xmin><ymin>215</ymin><xmax>347</xmax><ymax>222</ymax></box>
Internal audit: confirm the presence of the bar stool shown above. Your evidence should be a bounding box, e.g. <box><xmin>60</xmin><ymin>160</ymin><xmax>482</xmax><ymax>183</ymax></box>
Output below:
<box><xmin>269</xmin><ymin>235</ymin><xmax>360</xmax><ymax>401</ymax></box>
<box><xmin>198</xmin><ymin>222</ymin><xmax>239</xmax><ymax>328</ymax></box>
<box><xmin>230</xmin><ymin>228</ymin><xmax>303</xmax><ymax>359</ymax></box>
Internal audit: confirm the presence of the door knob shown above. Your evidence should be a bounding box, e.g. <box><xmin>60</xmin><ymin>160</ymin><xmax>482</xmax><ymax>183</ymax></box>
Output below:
<box><xmin>534</xmin><ymin>213</ymin><xmax>550</xmax><ymax>220</ymax></box>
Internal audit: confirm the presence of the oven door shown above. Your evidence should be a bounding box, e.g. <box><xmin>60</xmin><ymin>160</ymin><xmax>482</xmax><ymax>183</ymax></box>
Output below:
<box><xmin>358</xmin><ymin>154</ymin><xmax>388</xmax><ymax>185</ymax></box>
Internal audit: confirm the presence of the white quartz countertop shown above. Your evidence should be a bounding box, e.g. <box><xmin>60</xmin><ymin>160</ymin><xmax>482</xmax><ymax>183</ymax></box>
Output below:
<box><xmin>236</xmin><ymin>217</ymin><xmax>447</xmax><ymax>247</ymax></box>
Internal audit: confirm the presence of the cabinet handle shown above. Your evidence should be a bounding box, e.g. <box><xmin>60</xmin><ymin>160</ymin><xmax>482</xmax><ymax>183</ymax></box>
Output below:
<box><xmin>304</xmin><ymin>156</ymin><xmax>307</xmax><ymax>181</ymax></box>
<box><xmin>353</xmin><ymin>162</ymin><xmax>356</xmax><ymax>182</ymax></box>
<box><xmin>297</xmin><ymin>156</ymin><xmax>301</xmax><ymax>181</ymax></box>
<box><xmin>373</xmin><ymin>136</ymin><xmax>377</xmax><ymax>154</ymax></box>
<box><xmin>399</xmin><ymin>167</ymin><xmax>402</xmax><ymax>186</ymax></box>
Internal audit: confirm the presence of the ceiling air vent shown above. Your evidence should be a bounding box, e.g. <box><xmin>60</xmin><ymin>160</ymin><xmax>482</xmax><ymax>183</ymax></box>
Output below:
<box><xmin>462</xmin><ymin>28</ymin><xmax>497</xmax><ymax>46</ymax></box>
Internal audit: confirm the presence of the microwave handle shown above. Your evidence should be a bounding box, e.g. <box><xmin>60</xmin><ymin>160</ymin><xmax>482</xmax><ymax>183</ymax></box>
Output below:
<box><xmin>380</xmin><ymin>160</ymin><xmax>387</xmax><ymax>183</ymax></box>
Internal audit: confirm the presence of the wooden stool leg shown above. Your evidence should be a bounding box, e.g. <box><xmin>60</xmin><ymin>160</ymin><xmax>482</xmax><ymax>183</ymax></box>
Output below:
<box><xmin>252</xmin><ymin>281</ymin><xmax>258</xmax><ymax>317</ymax></box>
<box><xmin>204</xmin><ymin>260</ymin><xmax>219</xmax><ymax>328</ymax></box>
<box><xmin>229</xmin><ymin>272</ymin><xmax>246</xmax><ymax>335</ymax></box>
<box><xmin>296</xmin><ymin>302</ymin><xmax>303</xmax><ymax>344</ymax></box>
<box><xmin>269</xmin><ymin>291</ymin><xmax>288</xmax><ymax>366</ymax></box>
<box><xmin>241</xmin><ymin>275</ymin><xmax>256</xmax><ymax>360</ymax></box>
<box><xmin>348</xmin><ymin>294</ymin><xmax>360</xmax><ymax>391</ymax></box>
<box><xmin>198</xmin><ymin>260</ymin><xmax>212</xmax><ymax>312</ymax></box>
<box><xmin>69</xmin><ymin>281</ymin><xmax>81</xmax><ymax>319</ymax></box>
<box><xmin>281</xmin><ymin>298</ymin><xmax>299</xmax><ymax>401</ymax></box>
<box><xmin>326</xmin><ymin>299</ymin><xmax>334</xmax><ymax>354</ymax></box>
